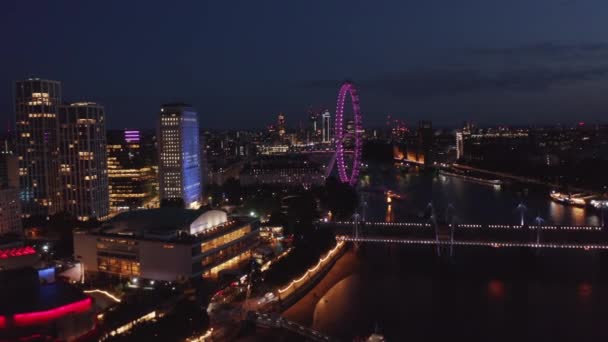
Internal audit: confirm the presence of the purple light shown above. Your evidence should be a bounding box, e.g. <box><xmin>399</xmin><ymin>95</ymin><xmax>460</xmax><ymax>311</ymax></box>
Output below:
<box><xmin>124</xmin><ymin>130</ymin><xmax>140</xmax><ymax>143</ymax></box>
<box><xmin>334</xmin><ymin>82</ymin><xmax>362</xmax><ymax>186</ymax></box>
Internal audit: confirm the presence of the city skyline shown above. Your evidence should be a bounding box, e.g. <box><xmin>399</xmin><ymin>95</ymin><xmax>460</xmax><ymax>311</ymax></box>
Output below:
<box><xmin>4</xmin><ymin>3</ymin><xmax>608</xmax><ymax>341</ymax></box>
<box><xmin>3</xmin><ymin>1</ymin><xmax>608</xmax><ymax>130</ymax></box>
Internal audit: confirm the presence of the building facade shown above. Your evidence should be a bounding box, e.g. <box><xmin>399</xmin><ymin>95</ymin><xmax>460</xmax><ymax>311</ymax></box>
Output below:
<box><xmin>73</xmin><ymin>209</ymin><xmax>259</xmax><ymax>281</ymax></box>
<box><xmin>107</xmin><ymin>129</ymin><xmax>157</xmax><ymax>212</ymax></box>
<box><xmin>59</xmin><ymin>102</ymin><xmax>109</xmax><ymax>221</ymax></box>
<box><xmin>158</xmin><ymin>104</ymin><xmax>202</xmax><ymax>209</ymax></box>
<box><xmin>15</xmin><ymin>79</ymin><xmax>62</xmax><ymax>217</ymax></box>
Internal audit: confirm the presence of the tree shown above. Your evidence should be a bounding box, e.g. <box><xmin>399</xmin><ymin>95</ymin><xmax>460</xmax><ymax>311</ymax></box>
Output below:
<box><xmin>321</xmin><ymin>177</ymin><xmax>358</xmax><ymax>220</ymax></box>
<box><xmin>285</xmin><ymin>191</ymin><xmax>318</xmax><ymax>244</ymax></box>
<box><xmin>160</xmin><ymin>198</ymin><xmax>185</xmax><ymax>208</ymax></box>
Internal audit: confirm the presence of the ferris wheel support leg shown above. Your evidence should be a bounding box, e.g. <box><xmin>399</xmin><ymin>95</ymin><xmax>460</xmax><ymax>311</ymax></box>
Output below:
<box><xmin>325</xmin><ymin>149</ymin><xmax>338</xmax><ymax>179</ymax></box>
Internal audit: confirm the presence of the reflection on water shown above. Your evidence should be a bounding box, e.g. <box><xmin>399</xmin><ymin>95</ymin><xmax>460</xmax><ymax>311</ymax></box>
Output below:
<box><xmin>310</xmin><ymin>166</ymin><xmax>607</xmax><ymax>341</ymax></box>
<box><xmin>364</xmin><ymin>169</ymin><xmax>600</xmax><ymax>226</ymax></box>
<box><xmin>549</xmin><ymin>201</ymin><xmax>565</xmax><ymax>224</ymax></box>
<box><xmin>312</xmin><ymin>246</ymin><xmax>608</xmax><ymax>341</ymax></box>
<box><xmin>385</xmin><ymin>204</ymin><xmax>393</xmax><ymax>222</ymax></box>
<box><xmin>578</xmin><ymin>283</ymin><xmax>593</xmax><ymax>300</ymax></box>
<box><xmin>487</xmin><ymin>279</ymin><xmax>505</xmax><ymax>300</ymax></box>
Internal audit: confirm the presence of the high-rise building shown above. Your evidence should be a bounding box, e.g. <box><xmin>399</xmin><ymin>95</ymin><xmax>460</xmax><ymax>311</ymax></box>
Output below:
<box><xmin>107</xmin><ymin>129</ymin><xmax>157</xmax><ymax>212</ymax></box>
<box><xmin>15</xmin><ymin>79</ymin><xmax>62</xmax><ymax>218</ymax></box>
<box><xmin>309</xmin><ymin>109</ymin><xmax>319</xmax><ymax>133</ymax></box>
<box><xmin>158</xmin><ymin>103</ymin><xmax>202</xmax><ymax>209</ymax></box>
<box><xmin>59</xmin><ymin>102</ymin><xmax>109</xmax><ymax>221</ymax></box>
<box><xmin>322</xmin><ymin>110</ymin><xmax>331</xmax><ymax>144</ymax></box>
<box><xmin>0</xmin><ymin>153</ymin><xmax>21</xmax><ymax>235</ymax></box>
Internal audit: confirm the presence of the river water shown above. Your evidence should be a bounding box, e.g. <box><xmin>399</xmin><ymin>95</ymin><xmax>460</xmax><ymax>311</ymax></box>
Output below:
<box><xmin>306</xmin><ymin>167</ymin><xmax>608</xmax><ymax>341</ymax></box>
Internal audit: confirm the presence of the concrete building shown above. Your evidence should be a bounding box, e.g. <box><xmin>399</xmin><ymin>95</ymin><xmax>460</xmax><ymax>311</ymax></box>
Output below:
<box><xmin>158</xmin><ymin>104</ymin><xmax>202</xmax><ymax>209</ymax></box>
<box><xmin>73</xmin><ymin>208</ymin><xmax>259</xmax><ymax>281</ymax></box>
<box><xmin>15</xmin><ymin>79</ymin><xmax>62</xmax><ymax>217</ymax></box>
<box><xmin>59</xmin><ymin>102</ymin><xmax>109</xmax><ymax>221</ymax></box>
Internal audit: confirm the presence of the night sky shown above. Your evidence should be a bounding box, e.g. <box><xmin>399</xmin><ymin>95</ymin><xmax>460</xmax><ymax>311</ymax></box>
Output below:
<box><xmin>2</xmin><ymin>0</ymin><xmax>608</xmax><ymax>130</ymax></box>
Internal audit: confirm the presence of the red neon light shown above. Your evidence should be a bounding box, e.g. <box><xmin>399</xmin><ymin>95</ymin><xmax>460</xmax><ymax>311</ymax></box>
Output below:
<box><xmin>13</xmin><ymin>298</ymin><xmax>92</xmax><ymax>327</ymax></box>
<box><xmin>0</xmin><ymin>246</ymin><xmax>36</xmax><ymax>259</ymax></box>
<box><xmin>0</xmin><ymin>316</ymin><xmax>6</xmax><ymax>328</ymax></box>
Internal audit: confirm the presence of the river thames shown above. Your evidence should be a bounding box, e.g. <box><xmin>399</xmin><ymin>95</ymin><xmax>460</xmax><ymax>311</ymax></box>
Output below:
<box><xmin>283</xmin><ymin>166</ymin><xmax>608</xmax><ymax>341</ymax></box>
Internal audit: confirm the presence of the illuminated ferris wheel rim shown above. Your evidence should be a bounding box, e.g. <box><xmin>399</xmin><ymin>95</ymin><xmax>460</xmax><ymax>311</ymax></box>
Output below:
<box><xmin>335</xmin><ymin>81</ymin><xmax>363</xmax><ymax>186</ymax></box>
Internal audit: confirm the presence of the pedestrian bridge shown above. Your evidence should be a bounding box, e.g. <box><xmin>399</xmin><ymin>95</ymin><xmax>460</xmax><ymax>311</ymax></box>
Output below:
<box><xmin>322</xmin><ymin>221</ymin><xmax>608</xmax><ymax>253</ymax></box>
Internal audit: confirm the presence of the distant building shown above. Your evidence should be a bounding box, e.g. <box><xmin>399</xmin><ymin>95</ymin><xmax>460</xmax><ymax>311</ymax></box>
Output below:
<box><xmin>59</xmin><ymin>102</ymin><xmax>109</xmax><ymax>221</ymax></box>
<box><xmin>459</xmin><ymin>126</ymin><xmax>530</xmax><ymax>163</ymax></box>
<box><xmin>322</xmin><ymin>110</ymin><xmax>331</xmax><ymax>144</ymax></box>
<box><xmin>456</xmin><ymin>131</ymin><xmax>465</xmax><ymax>160</ymax></box>
<box><xmin>240</xmin><ymin>155</ymin><xmax>325</xmax><ymax>188</ymax></box>
<box><xmin>73</xmin><ymin>208</ymin><xmax>259</xmax><ymax>281</ymax></box>
<box><xmin>417</xmin><ymin>120</ymin><xmax>434</xmax><ymax>166</ymax></box>
<box><xmin>107</xmin><ymin>129</ymin><xmax>157</xmax><ymax>212</ymax></box>
<box><xmin>15</xmin><ymin>79</ymin><xmax>62</xmax><ymax>217</ymax></box>
<box><xmin>277</xmin><ymin>113</ymin><xmax>286</xmax><ymax>137</ymax></box>
<box><xmin>309</xmin><ymin>109</ymin><xmax>320</xmax><ymax>137</ymax></box>
<box><xmin>158</xmin><ymin>103</ymin><xmax>202</xmax><ymax>209</ymax></box>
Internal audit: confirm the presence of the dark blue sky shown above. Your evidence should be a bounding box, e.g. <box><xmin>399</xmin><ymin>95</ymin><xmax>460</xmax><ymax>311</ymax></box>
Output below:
<box><xmin>2</xmin><ymin>0</ymin><xmax>608</xmax><ymax>129</ymax></box>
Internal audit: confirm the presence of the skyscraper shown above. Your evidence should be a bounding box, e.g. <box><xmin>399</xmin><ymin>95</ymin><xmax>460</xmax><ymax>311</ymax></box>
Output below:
<box><xmin>107</xmin><ymin>129</ymin><xmax>157</xmax><ymax>212</ymax></box>
<box><xmin>59</xmin><ymin>102</ymin><xmax>109</xmax><ymax>221</ymax></box>
<box><xmin>15</xmin><ymin>79</ymin><xmax>62</xmax><ymax>217</ymax></box>
<box><xmin>322</xmin><ymin>110</ymin><xmax>331</xmax><ymax>144</ymax></box>
<box><xmin>158</xmin><ymin>103</ymin><xmax>202</xmax><ymax>209</ymax></box>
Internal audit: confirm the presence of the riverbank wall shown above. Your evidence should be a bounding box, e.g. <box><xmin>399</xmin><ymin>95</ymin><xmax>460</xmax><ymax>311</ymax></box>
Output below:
<box><xmin>276</xmin><ymin>241</ymin><xmax>347</xmax><ymax>311</ymax></box>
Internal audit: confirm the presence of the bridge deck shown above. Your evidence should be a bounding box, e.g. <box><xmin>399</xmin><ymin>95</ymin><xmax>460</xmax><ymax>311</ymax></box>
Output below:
<box><xmin>323</xmin><ymin>221</ymin><xmax>608</xmax><ymax>249</ymax></box>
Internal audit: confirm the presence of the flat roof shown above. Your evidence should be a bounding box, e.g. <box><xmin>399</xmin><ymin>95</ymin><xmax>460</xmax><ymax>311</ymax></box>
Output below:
<box><xmin>84</xmin><ymin>214</ymin><xmax>258</xmax><ymax>245</ymax></box>
<box><xmin>104</xmin><ymin>208</ymin><xmax>206</xmax><ymax>234</ymax></box>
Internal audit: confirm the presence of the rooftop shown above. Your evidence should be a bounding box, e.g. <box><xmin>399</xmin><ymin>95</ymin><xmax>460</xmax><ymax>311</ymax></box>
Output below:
<box><xmin>103</xmin><ymin>208</ymin><xmax>206</xmax><ymax>235</ymax></box>
<box><xmin>78</xmin><ymin>210</ymin><xmax>257</xmax><ymax>245</ymax></box>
